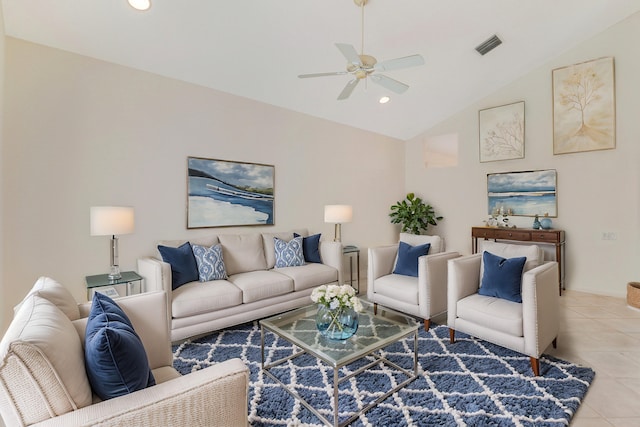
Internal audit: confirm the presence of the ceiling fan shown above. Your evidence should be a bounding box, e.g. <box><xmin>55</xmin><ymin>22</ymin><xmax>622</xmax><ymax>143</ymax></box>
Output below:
<box><xmin>298</xmin><ymin>0</ymin><xmax>425</xmax><ymax>101</ymax></box>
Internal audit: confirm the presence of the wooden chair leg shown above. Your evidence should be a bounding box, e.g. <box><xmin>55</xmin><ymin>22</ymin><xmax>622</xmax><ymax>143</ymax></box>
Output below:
<box><xmin>449</xmin><ymin>328</ymin><xmax>455</xmax><ymax>344</ymax></box>
<box><xmin>530</xmin><ymin>357</ymin><xmax>540</xmax><ymax>376</ymax></box>
<box><xmin>424</xmin><ymin>319</ymin><xmax>430</xmax><ymax>331</ymax></box>
<box><xmin>373</xmin><ymin>303</ymin><xmax>377</xmax><ymax>315</ymax></box>
<box><xmin>552</xmin><ymin>338</ymin><xmax>557</xmax><ymax>349</ymax></box>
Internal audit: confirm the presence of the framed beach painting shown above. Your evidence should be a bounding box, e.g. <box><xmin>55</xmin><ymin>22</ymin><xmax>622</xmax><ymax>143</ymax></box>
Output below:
<box><xmin>552</xmin><ymin>56</ymin><xmax>615</xmax><ymax>154</ymax></box>
<box><xmin>187</xmin><ymin>157</ymin><xmax>274</xmax><ymax>228</ymax></box>
<box><xmin>479</xmin><ymin>101</ymin><xmax>525</xmax><ymax>162</ymax></box>
<box><xmin>487</xmin><ymin>170</ymin><xmax>557</xmax><ymax>217</ymax></box>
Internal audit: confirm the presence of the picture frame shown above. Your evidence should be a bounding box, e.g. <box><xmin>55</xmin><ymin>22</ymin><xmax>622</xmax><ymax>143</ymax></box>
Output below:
<box><xmin>487</xmin><ymin>169</ymin><xmax>557</xmax><ymax>217</ymax></box>
<box><xmin>478</xmin><ymin>101</ymin><xmax>525</xmax><ymax>162</ymax></box>
<box><xmin>552</xmin><ymin>56</ymin><xmax>615</xmax><ymax>155</ymax></box>
<box><xmin>187</xmin><ymin>157</ymin><xmax>275</xmax><ymax>228</ymax></box>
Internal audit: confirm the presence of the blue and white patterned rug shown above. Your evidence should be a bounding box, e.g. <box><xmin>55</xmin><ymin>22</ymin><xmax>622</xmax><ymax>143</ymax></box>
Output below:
<box><xmin>172</xmin><ymin>322</ymin><xmax>594</xmax><ymax>426</ymax></box>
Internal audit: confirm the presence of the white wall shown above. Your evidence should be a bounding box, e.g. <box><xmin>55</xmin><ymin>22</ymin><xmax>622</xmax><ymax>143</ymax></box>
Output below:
<box><xmin>406</xmin><ymin>12</ymin><xmax>640</xmax><ymax>297</ymax></box>
<box><xmin>0</xmin><ymin>5</ymin><xmax>5</xmax><ymax>335</ymax></box>
<box><xmin>1</xmin><ymin>38</ymin><xmax>406</xmax><ymax>332</ymax></box>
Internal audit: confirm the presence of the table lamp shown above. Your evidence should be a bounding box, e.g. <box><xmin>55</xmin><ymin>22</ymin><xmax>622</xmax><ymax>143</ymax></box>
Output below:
<box><xmin>324</xmin><ymin>205</ymin><xmax>353</xmax><ymax>242</ymax></box>
<box><xmin>90</xmin><ymin>206</ymin><xmax>135</xmax><ymax>280</ymax></box>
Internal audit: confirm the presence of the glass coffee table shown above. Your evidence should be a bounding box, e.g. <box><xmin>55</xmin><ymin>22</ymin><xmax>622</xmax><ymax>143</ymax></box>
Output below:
<box><xmin>260</xmin><ymin>301</ymin><xmax>419</xmax><ymax>427</ymax></box>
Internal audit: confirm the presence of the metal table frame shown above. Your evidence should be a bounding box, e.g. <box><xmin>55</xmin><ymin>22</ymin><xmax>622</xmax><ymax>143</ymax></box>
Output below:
<box><xmin>260</xmin><ymin>305</ymin><xmax>419</xmax><ymax>427</ymax></box>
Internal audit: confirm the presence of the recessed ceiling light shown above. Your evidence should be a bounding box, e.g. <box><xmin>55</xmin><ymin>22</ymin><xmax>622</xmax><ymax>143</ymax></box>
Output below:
<box><xmin>379</xmin><ymin>96</ymin><xmax>390</xmax><ymax>104</ymax></box>
<box><xmin>128</xmin><ymin>0</ymin><xmax>151</xmax><ymax>11</ymax></box>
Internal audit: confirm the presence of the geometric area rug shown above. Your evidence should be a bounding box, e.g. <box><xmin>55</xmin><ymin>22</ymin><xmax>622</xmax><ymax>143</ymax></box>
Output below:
<box><xmin>173</xmin><ymin>322</ymin><xmax>595</xmax><ymax>426</ymax></box>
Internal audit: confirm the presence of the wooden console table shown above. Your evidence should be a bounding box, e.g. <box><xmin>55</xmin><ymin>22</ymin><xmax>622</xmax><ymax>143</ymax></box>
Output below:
<box><xmin>471</xmin><ymin>226</ymin><xmax>565</xmax><ymax>295</ymax></box>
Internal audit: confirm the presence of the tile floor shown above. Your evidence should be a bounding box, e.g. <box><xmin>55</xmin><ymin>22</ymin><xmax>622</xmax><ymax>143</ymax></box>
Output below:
<box><xmin>548</xmin><ymin>290</ymin><xmax>640</xmax><ymax>426</ymax></box>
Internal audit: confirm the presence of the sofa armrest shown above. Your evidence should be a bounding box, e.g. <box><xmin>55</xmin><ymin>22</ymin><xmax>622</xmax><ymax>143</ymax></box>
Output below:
<box><xmin>366</xmin><ymin>244</ymin><xmax>398</xmax><ymax>299</ymax></box>
<box><xmin>521</xmin><ymin>261</ymin><xmax>560</xmax><ymax>357</ymax></box>
<box><xmin>447</xmin><ymin>253</ymin><xmax>482</xmax><ymax>327</ymax></box>
<box><xmin>33</xmin><ymin>358</ymin><xmax>250</xmax><ymax>427</ymax></box>
<box><xmin>319</xmin><ymin>241</ymin><xmax>343</xmax><ymax>283</ymax></box>
<box><xmin>138</xmin><ymin>257</ymin><xmax>173</xmax><ymax>321</ymax></box>
<box><xmin>417</xmin><ymin>251</ymin><xmax>461</xmax><ymax>317</ymax></box>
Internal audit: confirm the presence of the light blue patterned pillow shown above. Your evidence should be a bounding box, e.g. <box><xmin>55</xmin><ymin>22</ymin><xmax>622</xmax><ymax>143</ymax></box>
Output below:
<box><xmin>191</xmin><ymin>244</ymin><xmax>227</xmax><ymax>281</ymax></box>
<box><xmin>274</xmin><ymin>236</ymin><xmax>305</xmax><ymax>268</ymax></box>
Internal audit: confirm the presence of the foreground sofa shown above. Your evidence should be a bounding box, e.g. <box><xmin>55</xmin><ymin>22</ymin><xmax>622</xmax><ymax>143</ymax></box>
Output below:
<box><xmin>138</xmin><ymin>229</ymin><xmax>342</xmax><ymax>342</ymax></box>
<box><xmin>0</xmin><ymin>277</ymin><xmax>249</xmax><ymax>427</ymax></box>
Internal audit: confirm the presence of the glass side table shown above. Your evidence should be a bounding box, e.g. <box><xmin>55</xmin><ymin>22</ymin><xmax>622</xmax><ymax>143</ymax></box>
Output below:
<box><xmin>342</xmin><ymin>245</ymin><xmax>360</xmax><ymax>294</ymax></box>
<box><xmin>85</xmin><ymin>271</ymin><xmax>143</xmax><ymax>300</ymax></box>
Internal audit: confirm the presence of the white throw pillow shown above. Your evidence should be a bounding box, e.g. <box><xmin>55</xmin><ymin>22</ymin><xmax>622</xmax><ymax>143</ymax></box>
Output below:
<box><xmin>14</xmin><ymin>276</ymin><xmax>79</xmax><ymax>321</ymax></box>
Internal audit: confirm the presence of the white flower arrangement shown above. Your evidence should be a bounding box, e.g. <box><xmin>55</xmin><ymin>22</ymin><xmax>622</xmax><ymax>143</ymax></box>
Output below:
<box><xmin>311</xmin><ymin>284</ymin><xmax>363</xmax><ymax>312</ymax></box>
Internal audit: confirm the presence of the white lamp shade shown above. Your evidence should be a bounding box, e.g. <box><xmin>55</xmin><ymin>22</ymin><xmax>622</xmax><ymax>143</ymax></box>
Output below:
<box><xmin>324</xmin><ymin>205</ymin><xmax>353</xmax><ymax>223</ymax></box>
<box><xmin>90</xmin><ymin>206</ymin><xmax>135</xmax><ymax>236</ymax></box>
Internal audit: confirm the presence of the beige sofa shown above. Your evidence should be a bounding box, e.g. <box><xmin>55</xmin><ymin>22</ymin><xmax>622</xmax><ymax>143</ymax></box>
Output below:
<box><xmin>0</xmin><ymin>277</ymin><xmax>249</xmax><ymax>427</ymax></box>
<box><xmin>138</xmin><ymin>229</ymin><xmax>343</xmax><ymax>342</ymax></box>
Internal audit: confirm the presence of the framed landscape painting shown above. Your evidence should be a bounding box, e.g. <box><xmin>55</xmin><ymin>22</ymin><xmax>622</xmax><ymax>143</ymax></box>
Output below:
<box><xmin>187</xmin><ymin>157</ymin><xmax>274</xmax><ymax>228</ymax></box>
<box><xmin>552</xmin><ymin>56</ymin><xmax>615</xmax><ymax>154</ymax></box>
<box><xmin>487</xmin><ymin>169</ymin><xmax>557</xmax><ymax>217</ymax></box>
<box><xmin>479</xmin><ymin>101</ymin><xmax>525</xmax><ymax>162</ymax></box>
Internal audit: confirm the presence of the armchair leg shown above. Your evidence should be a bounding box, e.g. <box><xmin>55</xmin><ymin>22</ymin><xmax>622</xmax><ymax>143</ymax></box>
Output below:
<box><xmin>373</xmin><ymin>303</ymin><xmax>378</xmax><ymax>315</ymax></box>
<box><xmin>449</xmin><ymin>328</ymin><xmax>455</xmax><ymax>344</ymax></box>
<box><xmin>424</xmin><ymin>319</ymin><xmax>430</xmax><ymax>331</ymax></box>
<box><xmin>530</xmin><ymin>357</ymin><xmax>540</xmax><ymax>376</ymax></box>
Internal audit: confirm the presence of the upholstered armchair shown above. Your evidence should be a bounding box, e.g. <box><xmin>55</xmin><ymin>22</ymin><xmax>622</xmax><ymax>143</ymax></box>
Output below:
<box><xmin>367</xmin><ymin>233</ymin><xmax>460</xmax><ymax>330</ymax></box>
<box><xmin>0</xmin><ymin>277</ymin><xmax>249</xmax><ymax>427</ymax></box>
<box><xmin>447</xmin><ymin>241</ymin><xmax>560</xmax><ymax>376</ymax></box>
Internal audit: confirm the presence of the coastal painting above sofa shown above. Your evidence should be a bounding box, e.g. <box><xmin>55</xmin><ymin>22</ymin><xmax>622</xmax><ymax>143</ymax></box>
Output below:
<box><xmin>187</xmin><ymin>156</ymin><xmax>275</xmax><ymax>228</ymax></box>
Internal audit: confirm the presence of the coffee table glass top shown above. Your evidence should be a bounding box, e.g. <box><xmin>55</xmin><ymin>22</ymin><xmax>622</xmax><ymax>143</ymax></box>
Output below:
<box><xmin>260</xmin><ymin>301</ymin><xmax>418</xmax><ymax>367</ymax></box>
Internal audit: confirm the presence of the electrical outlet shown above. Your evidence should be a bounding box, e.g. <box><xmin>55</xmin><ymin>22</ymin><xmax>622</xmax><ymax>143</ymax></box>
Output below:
<box><xmin>601</xmin><ymin>232</ymin><xmax>617</xmax><ymax>240</ymax></box>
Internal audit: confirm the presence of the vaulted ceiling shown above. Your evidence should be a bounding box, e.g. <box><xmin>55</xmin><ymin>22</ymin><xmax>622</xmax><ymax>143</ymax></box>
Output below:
<box><xmin>3</xmin><ymin>0</ymin><xmax>639</xmax><ymax>140</ymax></box>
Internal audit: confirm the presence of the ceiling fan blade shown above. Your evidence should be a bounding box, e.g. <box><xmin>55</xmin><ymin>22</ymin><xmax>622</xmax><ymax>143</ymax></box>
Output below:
<box><xmin>298</xmin><ymin>71</ymin><xmax>348</xmax><ymax>78</ymax></box>
<box><xmin>337</xmin><ymin>79</ymin><xmax>359</xmax><ymax>100</ymax></box>
<box><xmin>370</xmin><ymin>74</ymin><xmax>409</xmax><ymax>94</ymax></box>
<box><xmin>335</xmin><ymin>43</ymin><xmax>362</xmax><ymax>66</ymax></box>
<box><xmin>374</xmin><ymin>54</ymin><xmax>425</xmax><ymax>72</ymax></box>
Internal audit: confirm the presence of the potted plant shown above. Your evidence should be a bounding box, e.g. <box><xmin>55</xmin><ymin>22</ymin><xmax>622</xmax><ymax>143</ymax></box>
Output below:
<box><xmin>389</xmin><ymin>193</ymin><xmax>443</xmax><ymax>235</ymax></box>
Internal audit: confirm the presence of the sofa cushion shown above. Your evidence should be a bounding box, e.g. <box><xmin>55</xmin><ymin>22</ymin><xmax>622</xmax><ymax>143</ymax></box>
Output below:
<box><xmin>157</xmin><ymin>242</ymin><xmax>199</xmax><ymax>290</ymax></box>
<box><xmin>274</xmin><ymin>236</ymin><xmax>305</xmax><ymax>268</ymax></box>
<box><xmin>400</xmin><ymin>233</ymin><xmax>443</xmax><ymax>254</ymax></box>
<box><xmin>373</xmin><ymin>274</ymin><xmax>418</xmax><ymax>305</ymax></box>
<box><xmin>262</xmin><ymin>231</ymin><xmax>295</xmax><ymax>268</ymax></box>
<box><xmin>192</xmin><ymin>243</ymin><xmax>227</xmax><ymax>281</ymax></box>
<box><xmin>479</xmin><ymin>251</ymin><xmax>527</xmax><ymax>303</ymax></box>
<box><xmin>85</xmin><ymin>293</ymin><xmax>155</xmax><ymax>400</ymax></box>
<box><xmin>457</xmin><ymin>293</ymin><xmax>523</xmax><ymax>337</ymax></box>
<box><xmin>0</xmin><ymin>295</ymin><xmax>93</xmax><ymax>424</ymax></box>
<box><xmin>171</xmin><ymin>280</ymin><xmax>243</xmax><ymax>318</ymax></box>
<box><xmin>219</xmin><ymin>233</ymin><xmax>267</xmax><ymax>275</ymax></box>
<box><xmin>14</xmin><ymin>276</ymin><xmax>80</xmax><ymax>320</ymax></box>
<box><xmin>228</xmin><ymin>271</ymin><xmax>293</xmax><ymax>303</ymax></box>
<box><xmin>393</xmin><ymin>241</ymin><xmax>431</xmax><ymax>277</ymax></box>
<box><xmin>294</xmin><ymin>233</ymin><xmax>322</xmax><ymax>263</ymax></box>
<box><xmin>275</xmin><ymin>263</ymin><xmax>338</xmax><ymax>291</ymax></box>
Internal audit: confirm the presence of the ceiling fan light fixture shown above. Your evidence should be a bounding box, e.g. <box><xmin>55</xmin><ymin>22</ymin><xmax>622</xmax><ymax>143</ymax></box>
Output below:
<box><xmin>128</xmin><ymin>0</ymin><xmax>151</xmax><ymax>11</ymax></box>
<box><xmin>379</xmin><ymin>96</ymin><xmax>390</xmax><ymax>104</ymax></box>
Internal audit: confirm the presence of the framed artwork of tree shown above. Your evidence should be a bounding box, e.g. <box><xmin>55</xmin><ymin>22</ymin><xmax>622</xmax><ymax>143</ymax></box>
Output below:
<box><xmin>478</xmin><ymin>101</ymin><xmax>525</xmax><ymax>162</ymax></box>
<box><xmin>552</xmin><ymin>56</ymin><xmax>615</xmax><ymax>155</ymax></box>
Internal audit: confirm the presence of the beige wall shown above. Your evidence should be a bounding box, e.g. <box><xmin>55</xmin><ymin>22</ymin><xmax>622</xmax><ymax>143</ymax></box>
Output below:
<box><xmin>1</xmin><ymin>38</ymin><xmax>405</xmax><ymax>332</ymax></box>
<box><xmin>0</xmin><ymin>5</ymin><xmax>5</xmax><ymax>335</ymax></box>
<box><xmin>406</xmin><ymin>12</ymin><xmax>640</xmax><ymax>297</ymax></box>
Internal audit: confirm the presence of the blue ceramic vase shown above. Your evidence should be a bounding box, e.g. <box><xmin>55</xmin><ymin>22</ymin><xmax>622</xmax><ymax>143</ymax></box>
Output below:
<box><xmin>316</xmin><ymin>305</ymin><xmax>359</xmax><ymax>341</ymax></box>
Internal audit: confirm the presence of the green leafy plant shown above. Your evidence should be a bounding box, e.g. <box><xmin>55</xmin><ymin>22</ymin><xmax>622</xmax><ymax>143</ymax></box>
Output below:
<box><xmin>389</xmin><ymin>193</ymin><xmax>443</xmax><ymax>235</ymax></box>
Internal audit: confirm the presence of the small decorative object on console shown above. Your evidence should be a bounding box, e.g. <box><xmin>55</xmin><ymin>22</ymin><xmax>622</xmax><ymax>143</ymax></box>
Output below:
<box><xmin>540</xmin><ymin>214</ymin><xmax>553</xmax><ymax>229</ymax></box>
<box><xmin>311</xmin><ymin>284</ymin><xmax>362</xmax><ymax>340</ymax></box>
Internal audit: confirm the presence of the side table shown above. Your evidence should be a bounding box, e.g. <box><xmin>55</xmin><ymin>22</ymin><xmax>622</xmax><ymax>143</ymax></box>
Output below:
<box><xmin>85</xmin><ymin>271</ymin><xmax>143</xmax><ymax>300</ymax></box>
<box><xmin>342</xmin><ymin>245</ymin><xmax>360</xmax><ymax>294</ymax></box>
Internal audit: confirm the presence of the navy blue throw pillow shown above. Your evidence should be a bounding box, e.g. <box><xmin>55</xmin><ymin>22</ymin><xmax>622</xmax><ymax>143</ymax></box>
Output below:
<box><xmin>478</xmin><ymin>251</ymin><xmax>527</xmax><ymax>303</ymax></box>
<box><xmin>85</xmin><ymin>293</ymin><xmax>155</xmax><ymax>401</ymax></box>
<box><xmin>294</xmin><ymin>233</ymin><xmax>322</xmax><ymax>263</ymax></box>
<box><xmin>393</xmin><ymin>241</ymin><xmax>431</xmax><ymax>277</ymax></box>
<box><xmin>158</xmin><ymin>242</ymin><xmax>199</xmax><ymax>290</ymax></box>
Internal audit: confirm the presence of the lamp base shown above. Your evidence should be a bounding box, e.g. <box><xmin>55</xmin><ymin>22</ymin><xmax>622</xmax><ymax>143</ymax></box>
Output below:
<box><xmin>108</xmin><ymin>265</ymin><xmax>121</xmax><ymax>281</ymax></box>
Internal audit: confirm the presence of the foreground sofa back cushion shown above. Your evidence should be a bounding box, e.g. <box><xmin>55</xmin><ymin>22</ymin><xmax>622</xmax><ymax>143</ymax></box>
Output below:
<box><xmin>0</xmin><ymin>295</ymin><xmax>93</xmax><ymax>425</ymax></box>
<box><xmin>218</xmin><ymin>233</ymin><xmax>267</xmax><ymax>275</ymax></box>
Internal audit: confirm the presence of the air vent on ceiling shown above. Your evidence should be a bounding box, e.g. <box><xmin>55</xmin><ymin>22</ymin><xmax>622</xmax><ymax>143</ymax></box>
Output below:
<box><xmin>475</xmin><ymin>35</ymin><xmax>502</xmax><ymax>56</ymax></box>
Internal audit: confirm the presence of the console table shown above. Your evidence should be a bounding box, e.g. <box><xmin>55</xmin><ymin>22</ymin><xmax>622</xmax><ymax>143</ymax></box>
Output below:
<box><xmin>471</xmin><ymin>227</ymin><xmax>565</xmax><ymax>295</ymax></box>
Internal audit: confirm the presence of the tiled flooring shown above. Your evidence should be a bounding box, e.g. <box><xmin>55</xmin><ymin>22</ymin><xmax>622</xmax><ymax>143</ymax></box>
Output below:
<box><xmin>548</xmin><ymin>290</ymin><xmax>640</xmax><ymax>426</ymax></box>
